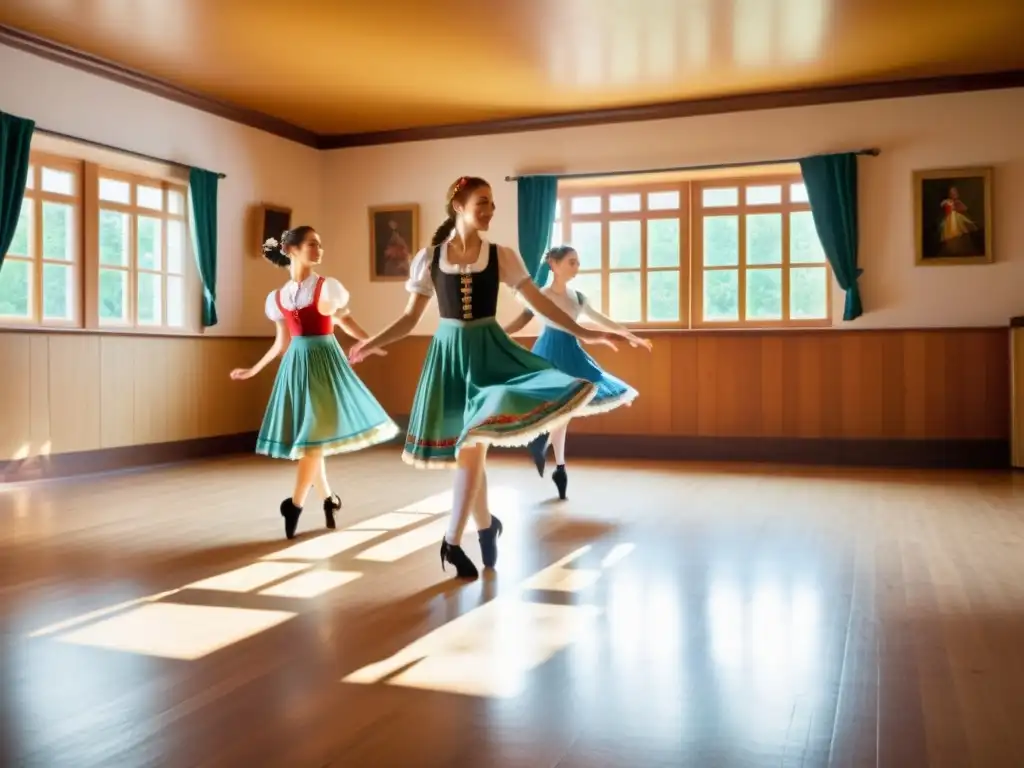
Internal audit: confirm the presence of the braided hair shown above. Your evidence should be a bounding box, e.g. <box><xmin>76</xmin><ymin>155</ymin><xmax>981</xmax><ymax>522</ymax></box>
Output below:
<box><xmin>431</xmin><ymin>176</ymin><xmax>489</xmax><ymax>246</ymax></box>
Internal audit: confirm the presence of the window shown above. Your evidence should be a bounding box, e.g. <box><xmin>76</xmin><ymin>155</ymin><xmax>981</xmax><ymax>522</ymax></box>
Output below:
<box><xmin>0</xmin><ymin>148</ymin><xmax>193</xmax><ymax>333</ymax></box>
<box><xmin>548</xmin><ymin>172</ymin><xmax>832</xmax><ymax>329</ymax></box>
<box><xmin>0</xmin><ymin>154</ymin><xmax>83</xmax><ymax>326</ymax></box>
<box><xmin>693</xmin><ymin>178</ymin><xmax>830</xmax><ymax>327</ymax></box>
<box><xmin>95</xmin><ymin>170</ymin><xmax>189</xmax><ymax>329</ymax></box>
<box><xmin>550</xmin><ymin>185</ymin><xmax>688</xmax><ymax>325</ymax></box>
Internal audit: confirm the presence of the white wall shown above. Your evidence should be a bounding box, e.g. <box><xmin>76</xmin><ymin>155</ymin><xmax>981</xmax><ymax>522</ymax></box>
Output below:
<box><xmin>322</xmin><ymin>87</ymin><xmax>1024</xmax><ymax>334</ymax></box>
<box><xmin>5</xmin><ymin>40</ymin><xmax>1023</xmax><ymax>337</ymax></box>
<box><xmin>0</xmin><ymin>43</ymin><xmax>322</xmax><ymax>336</ymax></box>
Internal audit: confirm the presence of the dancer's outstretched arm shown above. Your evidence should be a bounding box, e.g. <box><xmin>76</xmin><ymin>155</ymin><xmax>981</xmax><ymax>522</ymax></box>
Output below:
<box><xmin>334</xmin><ymin>314</ymin><xmax>368</xmax><ymax>340</ymax></box>
<box><xmin>334</xmin><ymin>315</ymin><xmax>388</xmax><ymax>357</ymax></box>
<box><xmin>230</xmin><ymin>321</ymin><xmax>289</xmax><ymax>380</ymax></box>
<box><xmin>502</xmin><ymin>308</ymin><xmax>534</xmax><ymax>336</ymax></box>
<box><xmin>315</xmin><ymin>276</ymin><xmax>387</xmax><ymax>356</ymax></box>
<box><xmin>515</xmin><ymin>280</ymin><xmax>617</xmax><ymax>350</ymax></box>
<box><xmin>348</xmin><ymin>293</ymin><xmax>431</xmax><ymax>363</ymax></box>
<box><xmin>580</xmin><ymin>302</ymin><xmax>652</xmax><ymax>350</ymax></box>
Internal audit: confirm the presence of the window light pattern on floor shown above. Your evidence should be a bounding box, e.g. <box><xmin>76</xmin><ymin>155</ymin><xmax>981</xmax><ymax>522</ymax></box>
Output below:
<box><xmin>25</xmin><ymin>486</ymin><xmax>546</xmax><ymax>664</ymax></box>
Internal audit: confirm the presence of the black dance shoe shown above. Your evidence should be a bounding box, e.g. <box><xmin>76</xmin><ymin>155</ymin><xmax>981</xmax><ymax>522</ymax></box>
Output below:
<box><xmin>280</xmin><ymin>498</ymin><xmax>303</xmax><ymax>539</ymax></box>
<box><xmin>477</xmin><ymin>515</ymin><xmax>504</xmax><ymax>569</ymax></box>
<box><xmin>527</xmin><ymin>434</ymin><xmax>548</xmax><ymax>476</ymax></box>
<box><xmin>552</xmin><ymin>465</ymin><xmax>568</xmax><ymax>500</ymax></box>
<box><xmin>323</xmin><ymin>494</ymin><xmax>342</xmax><ymax>529</ymax></box>
<box><xmin>440</xmin><ymin>539</ymin><xmax>479</xmax><ymax>579</ymax></box>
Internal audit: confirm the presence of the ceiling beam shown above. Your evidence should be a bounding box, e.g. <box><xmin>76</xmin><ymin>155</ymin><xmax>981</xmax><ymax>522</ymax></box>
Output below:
<box><xmin>318</xmin><ymin>70</ymin><xmax>1024</xmax><ymax>149</ymax></box>
<box><xmin>3</xmin><ymin>24</ymin><xmax>1023</xmax><ymax>152</ymax></box>
<box><xmin>0</xmin><ymin>24</ymin><xmax>320</xmax><ymax>148</ymax></box>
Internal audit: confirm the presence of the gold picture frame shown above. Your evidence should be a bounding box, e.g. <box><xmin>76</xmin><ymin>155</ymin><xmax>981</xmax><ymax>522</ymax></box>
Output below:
<box><xmin>256</xmin><ymin>204</ymin><xmax>292</xmax><ymax>256</ymax></box>
<box><xmin>913</xmin><ymin>167</ymin><xmax>993</xmax><ymax>266</ymax></box>
<box><xmin>369</xmin><ymin>204</ymin><xmax>419</xmax><ymax>281</ymax></box>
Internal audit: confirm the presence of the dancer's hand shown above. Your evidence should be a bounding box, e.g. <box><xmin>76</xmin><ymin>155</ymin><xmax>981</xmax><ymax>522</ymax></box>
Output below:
<box><xmin>624</xmin><ymin>333</ymin><xmax>653</xmax><ymax>351</ymax></box>
<box><xmin>348</xmin><ymin>340</ymin><xmax>383</xmax><ymax>364</ymax></box>
<box><xmin>348</xmin><ymin>340</ymin><xmax>368</xmax><ymax>364</ymax></box>
<box><xmin>580</xmin><ymin>329</ymin><xmax>618</xmax><ymax>351</ymax></box>
<box><xmin>230</xmin><ymin>367</ymin><xmax>254</xmax><ymax>380</ymax></box>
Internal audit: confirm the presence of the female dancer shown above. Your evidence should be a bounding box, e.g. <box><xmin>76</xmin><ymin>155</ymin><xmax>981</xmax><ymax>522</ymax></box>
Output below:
<box><xmin>231</xmin><ymin>226</ymin><xmax>399</xmax><ymax>540</ymax></box>
<box><xmin>503</xmin><ymin>245</ymin><xmax>651</xmax><ymax>499</ymax></box>
<box><xmin>348</xmin><ymin>176</ymin><xmax>619</xmax><ymax>579</ymax></box>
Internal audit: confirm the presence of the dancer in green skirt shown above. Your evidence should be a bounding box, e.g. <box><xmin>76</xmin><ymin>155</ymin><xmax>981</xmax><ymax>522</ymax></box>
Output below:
<box><xmin>231</xmin><ymin>226</ymin><xmax>399</xmax><ymax>540</ymax></box>
<box><xmin>348</xmin><ymin>176</ymin><xmax>619</xmax><ymax>579</ymax></box>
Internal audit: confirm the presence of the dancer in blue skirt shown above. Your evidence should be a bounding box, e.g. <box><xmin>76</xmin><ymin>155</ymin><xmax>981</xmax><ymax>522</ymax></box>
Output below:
<box><xmin>231</xmin><ymin>226</ymin><xmax>399</xmax><ymax>539</ymax></box>
<box><xmin>503</xmin><ymin>244</ymin><xmax>651</xmax><ymax>499</ymax></box>
<box><xmin>348</xmin><ymin>177</ymin><xmax>619</xmax><ymax>579</ymax></box>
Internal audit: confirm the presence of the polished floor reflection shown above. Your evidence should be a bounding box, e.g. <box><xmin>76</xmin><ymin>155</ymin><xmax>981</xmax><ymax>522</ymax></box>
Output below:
<box><xmin>2</xmin><ymin>450</ymin><xmax>1024</xmax><ymax>766</ymax></box>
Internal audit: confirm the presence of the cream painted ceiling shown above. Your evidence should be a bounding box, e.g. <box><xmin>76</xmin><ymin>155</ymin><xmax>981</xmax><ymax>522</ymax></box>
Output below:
<box><xmin>1</xmin><ymin>0</ymin><xmax>1022</xmax><ymax>135</ymax></box>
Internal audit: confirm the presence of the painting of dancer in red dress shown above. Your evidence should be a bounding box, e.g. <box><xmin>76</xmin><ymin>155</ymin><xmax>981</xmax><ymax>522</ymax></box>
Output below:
<box><xmin>369</xmin><ymin>204</ymin><xmax>419</xmax><ymax>281</ymax></box>
<box><xmin>914</xmin><ymin>168</ymin><xmax>993</xmax><ymax>265</ymax></box>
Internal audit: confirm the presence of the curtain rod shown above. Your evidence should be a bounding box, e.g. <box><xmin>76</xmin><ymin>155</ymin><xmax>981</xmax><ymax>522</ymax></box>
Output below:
<box><xmin>34</xmin><ymin>127</ymin><xmax>227</xmax><ymax>179</ymax></box>
<box><xmin>504</xmin><ymin>148</ymin><xmax>880</xmax><ymax>182</ymax></box>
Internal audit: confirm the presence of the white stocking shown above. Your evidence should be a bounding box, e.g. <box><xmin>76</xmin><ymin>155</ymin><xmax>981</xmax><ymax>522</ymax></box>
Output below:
<box><xmin>445</xmin><ymin>446</ymin><xmax>486</xmax><ymax>545</ymax></box>
<box><xmin>470</xmin><ymin>469</ymin><xmax>492</xmax><ymax>532</ymax></box>
<box><xmin>551</xmin><ymin>424</ymin><xmax>568</xmax><ymax>465</ymax></box>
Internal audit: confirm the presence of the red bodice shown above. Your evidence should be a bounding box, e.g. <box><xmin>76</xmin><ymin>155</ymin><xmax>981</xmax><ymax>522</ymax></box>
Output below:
<box><xmin>275</xmin><ymin>276</ymin><xmax>334</xmax><ymax>337</ymax></box>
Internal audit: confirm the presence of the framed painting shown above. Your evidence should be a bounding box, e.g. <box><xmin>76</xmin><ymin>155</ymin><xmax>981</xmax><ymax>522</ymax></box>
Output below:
<box><xmin>913</xmin><ymin>167</ymin><xmax>993</xmax><ymax>265</ymax></box>
<box><xmin>369</xmin><ymin>204</ymin><xmax>418</xmax><ymax>281</ymax></box>
<box><xmin>257</xmin><ymin>204</ymin><xmax>292</xmax><ymax>255</ymax></box>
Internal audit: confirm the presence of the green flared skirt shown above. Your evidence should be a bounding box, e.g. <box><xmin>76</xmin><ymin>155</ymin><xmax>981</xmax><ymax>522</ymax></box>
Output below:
<box><xmin>256</xmin><ymin>334</ymin><xmax>399</xmax><ymax>460</ymax></box>
<box><xmin>403</xmin><ymin>317</ymin><xmax>598</xmax><ymax>469</ymax></box>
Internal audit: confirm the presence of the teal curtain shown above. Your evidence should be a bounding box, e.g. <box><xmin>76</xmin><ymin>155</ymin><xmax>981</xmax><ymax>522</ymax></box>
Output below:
<box><xmin>188</xmin><ymin>168</ymin><xmax>219</xmax><ymax>327</ymax></box>
<box><xmin>517</xmin><ymin>176</ymin><xmax>559</xmax><ymax>287</ymax></box>
<box><xmin>798</xmin><ymin>152</ymin><xmax>863</xmax><ymax>320</ymax></box>
<box><xmin>0</xmin><ymin>111</ymin><xmax>35</xmax><ymax>275</ymax></box>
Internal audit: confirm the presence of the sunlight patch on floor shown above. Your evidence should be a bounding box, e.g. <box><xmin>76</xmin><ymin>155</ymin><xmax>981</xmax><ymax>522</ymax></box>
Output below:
<box><xmin>355</xmin><ymin>519</ymin><xmax>452</xmax><ymax>563</ymax></box>
<box><xmin>29</xmin><ymin>484</ymin><xmax>632</xmax><ymax>672</ymax></box>
<box><xmin>28</xmin><ymin>486</ymin><xmax>531</xmax><ymax>660</ymax></box>
<box><xmin>258</xmin><ymin>570</ymin><xmax>363</xmax><ymax>599</ymax></box>
<box><xmin>601</xmin><ymin>543</ymin><xmax>635</xmax><ymax>568</ymax></box>
<box><xmin>260</xmin><ymin>530</ymin><xmax>382</xmax><ymax>561</ymax></box>
<box><xmin>27</xmin><ymin>589</ymin><xmax>183</xmax><ymax>638</ymax></box>
<box><xmin>397</xmin><ymin>490</ymin><xmax>453</xmax><ymax>515</ymax></box>
<box><xmin>342</xmin><ymin>541</ymin><xmax>634</xmax><ymax>698</ymax></box>
<box><xmin>348</xmin><ymin>512</ymin><xmax>433</xmax><ymax>530</ymax></box>
<box><xmin>55</xmin><ymin>603</ymin><xmax>296</xmax><ymax>660</ymax></box>
<box><xmin>186</xmin><ymin>562</ymin><xmax>310</xmax><ymax>593</ymax></box>
<box><xmin>521</xmin><ymin>567</ymin><xmax>603</xmax><ymax>593</ymax></box>
<box><xmin>342</xmin><ymin>598</ymin><xmax>603</xmax><ymax>698</ymax></box>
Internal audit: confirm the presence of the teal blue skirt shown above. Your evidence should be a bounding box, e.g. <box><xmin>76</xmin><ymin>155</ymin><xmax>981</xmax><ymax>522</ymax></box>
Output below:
<box><xmin>403</xmin><ymin>318</ymin><xmax>597</xmax><ymax>469</ymax></box>
<box><xmin>256</xmin><ymin>334</ymin><xmax>399</xmax><ymax>460</ymax></box>
<box><xmin>532</xmin><ymin>326</ymin><xmax>637</xmax><ymax>415</ymax></box>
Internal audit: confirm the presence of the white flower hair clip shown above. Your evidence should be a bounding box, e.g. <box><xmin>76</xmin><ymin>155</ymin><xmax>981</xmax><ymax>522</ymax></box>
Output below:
<box><xmin>263</xmin><ymin>237</ymin><xmax>279</xmax><ymax>250</ymax></box>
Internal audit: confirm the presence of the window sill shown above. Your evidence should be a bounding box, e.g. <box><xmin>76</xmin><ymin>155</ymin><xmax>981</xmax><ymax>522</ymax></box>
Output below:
<box><xmin>0</xmin><ymin>322</ymin><xmax>206</xmax><ymax>339</ymax></box>
<box><xmin>687</xmin><ymin>319</ymin><xmax>834</xmax><ymax>332</ymax></box>
<box><xmin>515</xmin><ymin>322</ymin><xmax>840</xmax><ymax>339</ymax></box>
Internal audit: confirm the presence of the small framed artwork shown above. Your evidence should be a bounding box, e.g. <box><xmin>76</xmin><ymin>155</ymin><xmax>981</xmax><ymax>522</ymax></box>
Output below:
<box><xmin>257</xmin><ymin>204</ymin><xmax>292</xmax><ymax>255</ymax></box>
<box><xmin>369</xmin><ymin>204</ymin><xmax>418</xmax><ymax>281</ymax></box>
<box><xmin>913</xmin><ymin>167</ymin><xmax>993</xmax><ymax>265</ymax></box>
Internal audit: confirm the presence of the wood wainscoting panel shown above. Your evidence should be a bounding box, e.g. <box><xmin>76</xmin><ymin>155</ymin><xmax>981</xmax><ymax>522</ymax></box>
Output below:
<box><xmin>1</xmin><ymin>327</ymin><xmax>1010</xmax><ymax>478</ymax></box>
<box><xmin>352</xmin><ymin>327</ymin><xmax>1010</xmax><ymax>463</ymax></box>
<box><xmin>99</xmin><ymin>336</ymin><xmax>135</xmax><ymax>448</ymax></box>
<box><xmin>0</xmin><ymin>332</ymin><xmax>277</xmax><ymax>477</ymax></box>
<box><xmin>1013</xmin><ymin>326</ymin><xmax>1024</xmax><ymax>468</ymax></box>
<box><xmin>48</xmin><ymin>334</ymin><xmax>102</xmax><ymax>454</ymax></box>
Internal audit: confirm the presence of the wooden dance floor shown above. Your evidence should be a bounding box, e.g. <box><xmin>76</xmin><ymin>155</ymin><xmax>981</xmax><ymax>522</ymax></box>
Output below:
<box><xmin>2</xmin><ymin>449</ymin><xmax>1024</xmax><ymax>767</ymax></box>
